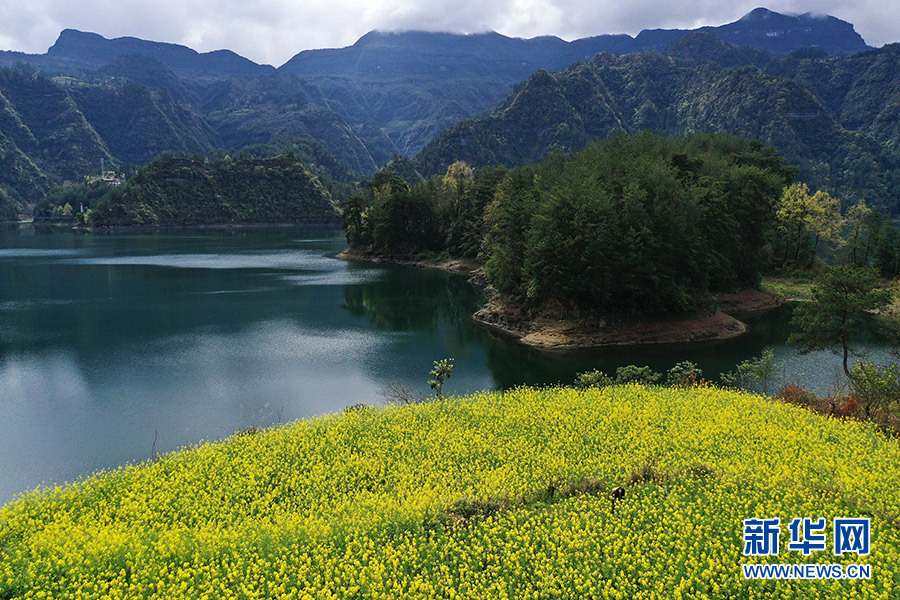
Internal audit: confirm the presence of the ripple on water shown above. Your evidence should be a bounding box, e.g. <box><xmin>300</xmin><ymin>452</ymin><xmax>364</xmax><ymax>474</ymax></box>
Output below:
<box><xmin>66</xmin><ymin>250</ymin><xmax>342</xmax><ymax>271</ymax></box>
<box><xmin>0</xmin><ymin>248</ymin><xmax>83</xmax><ymax>259</ymax></box>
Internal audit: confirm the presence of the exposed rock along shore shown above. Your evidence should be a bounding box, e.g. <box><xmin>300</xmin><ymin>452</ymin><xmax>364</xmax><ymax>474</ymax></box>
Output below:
<box><xmin>336</xmin><ymin>248</ymin><xmax>781</xmax><ymax>349</ymax></box>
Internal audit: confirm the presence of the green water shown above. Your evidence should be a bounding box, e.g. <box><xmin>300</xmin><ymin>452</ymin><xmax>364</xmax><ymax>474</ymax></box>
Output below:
<box><xmin>0</xmin><ymin>225</ymin><xmax>889</xmax><ymax>504</ymax></box>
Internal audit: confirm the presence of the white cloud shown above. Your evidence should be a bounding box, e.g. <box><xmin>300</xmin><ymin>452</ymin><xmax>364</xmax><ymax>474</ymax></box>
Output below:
<box><xmin>0</xmin><ymin>0</ymin><xmax>896</xmax><ymax>66</ymax></box>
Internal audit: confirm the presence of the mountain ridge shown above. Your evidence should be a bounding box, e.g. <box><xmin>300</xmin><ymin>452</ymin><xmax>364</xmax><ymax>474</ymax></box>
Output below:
<box><xmin>282</xmin><ymin>7</ymin><xmax>870</xmax><ymax>78</ymax></box>
<box><xmin>0</xmin><ymin>8</ymin><xmax>890</xmax><ymax>219</ymax></box>
<box><xmin>0</xmin><ymin>8</ymin><xmax>871</xmax><ymax>80</ymax></box>
<box><xmin>413</xmin><ymin>40</ymin><xmax>900</xmax><ymax>211</ymax></box>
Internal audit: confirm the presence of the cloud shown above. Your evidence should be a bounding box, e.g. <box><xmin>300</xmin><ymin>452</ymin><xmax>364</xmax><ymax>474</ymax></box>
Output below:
<box><xmin>0</xmin><ymin>0</ymin><xmax>896</xmax><ymax>66</ymax></box>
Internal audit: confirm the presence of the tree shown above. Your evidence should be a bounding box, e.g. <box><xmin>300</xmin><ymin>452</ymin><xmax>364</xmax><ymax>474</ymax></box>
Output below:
<box><xmin>806</xmin><ymin>190</ymin><xmax>841</xmax><ymax>256</ymax></box>
<box><xmin>788</xmin><ymin>265</ymin><xmax>896</xmax><ymax>379</ymax></box>
<box><xmin>428</xmin><ymin>358</ymin><xmax>454</xmax><ymax>399</ymax></box>
<box><xmin>844</xmin><ymin>200</ymin><xmax>866</xmax><ymax>265</ymax></box>
<box><xmin>719</xmin><ymin>347</ymin><xmax>775</xmax><ymax>394</ymax></box>
<box><xmin>775</xmin><ymin>183</ymin><xmax>840</xmax><ymax>269</ymax></box>
<box><xmin>340</xmin><ymin>193</ymin><xmax>367</xmax><ymax>247</ymax></box>
<box><xmin>873</xmin><ymin>221</ymin><xmax>900</xmax><ymax>278</ymax></box>
<box><xmin>574</xmin><ymin>369</ymin><xmax>613</xmax><ymax>389</ymax></box>
<box><xmin>615</xmin><ymin>365</ymin><xmax>661</xmax><ymax>385</ymax></box>
<box><xmin>849</xmin><ymin>361</ymin><xmax>900</xmax><ymax>418</ymax></box>
<box><xmin>666</xmin><ymin>361</ymin><xmax>703</xmax><ymax>387</ymax></box>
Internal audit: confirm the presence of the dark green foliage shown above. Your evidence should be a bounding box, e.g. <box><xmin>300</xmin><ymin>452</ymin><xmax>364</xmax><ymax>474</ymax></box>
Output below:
<box><xmin>346</xmin><ymin>132</ymin><xmax>789</xmax><ymax>319</ymax></box>
<box><xmin>447</xmin><ymin>166</ymin><xmax>508</xmax><ymax>259</ymax></box>
<box><xmin>198</xmin><ymin>73</ymin><xmax>397</xmax><ymax>174</ymax></box>
<box><xmin>873</xmin><ymin>221</ymin><xmax>900</xmax><ymax>278</ymax></box>
<box><xmin>0</xmin><ymin>128</ymin><xmax>49</xmax><ymax>218</ymax></box>
<box><xmin>788</xmin><ymin>266</ymin><xmax>898</xmax><ymax>378</ymax></box>
<box><xmin>0</xmin><ymin>65</ymin><xmax>112</xmax><ymax>184</ymax></box>
<box><xmin>428</xmin><ymin>358</ymin><xmax>454</xmax><ymax>399</ymax></box>
<box><xmin>0</xmin><ymin>64</ymin><xmax>389</xmax><ymax>217</ymax></box>
<box><xmin>206</xmin><ymin>138</ymin><xmax>357</xmax><ymax>202</ymax></box>
<box><xmin>343</xmin><ymin>170</ymin><xmax>441</xmax><ymax>254</ymax></box>
<box><xmin>87</xmin><ymin>153</ymin><xmax>337</xmax><ymax>226</ymax></box>
<box><xmin>574</xmin><ymin>369</ymin><xmax>614</xmax><ymax>389</ymax></box>
<box><xmin>380</xmin><ymin>155</ymin><xmax>424</xmax><ymax>185</ymax></box>
<box><xmin>666</xmin><ymin>361</ymin><xmax>703</xmax><ymax>387</ymax></box>
<box><xmin>719</xmin><ymin>348</ymin><xmax>776</xmax><ymax>394</ymax></box>
<box><xmin>615</xmin><ymin>365</ymin><xmax>661</xmax><ymax>385</ymax></box>
<box><xmin>70</xmin><ymin>81</ymin><xmax>217</xmax><ymax>165</ymax></box>
<box><xmin>849</xmin><ymin>361</ymin><xmax>900</xmax><ymax>417</ymax></box>
<box><xmin>34</xmin><ymin>181</ymin><xmax>108</xmax><ymax>220</ymax></box>
<box><xmin>484</xmin><ymin>133</ymin><xmax>789</xmax><ymax>317</ymax></box>
<box><xmin>97</xmin><ymin>54</ymin><xmax>195</xmax><ymax>103</ymax></box>
<box><xmin>665</xmin><ymin>32</ymin><xmax>771</xmax><ymax>69</ymax></box>
<box><xmin>415</xmin><ymin>45</ymin><xmax>900</xmax><ymax>214</ymax></box>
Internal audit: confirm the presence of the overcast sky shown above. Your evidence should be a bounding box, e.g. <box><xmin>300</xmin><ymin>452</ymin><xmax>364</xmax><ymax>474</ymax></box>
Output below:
<box><xmin>0</xmin><ymin>1</ymin><xmax>896</xmax><ymax>66</ymax></box>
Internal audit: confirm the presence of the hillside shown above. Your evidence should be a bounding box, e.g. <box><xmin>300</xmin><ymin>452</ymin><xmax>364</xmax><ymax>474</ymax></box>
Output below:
<box><xmin>281</xmin><ymin>8</ymin><xmax>869</xmax><ymax>156</ymax></box>
<box><xmin>415</xmin><ymin>42</ymin><xmax>900</xmax><ymax>212</ymax></box>
<box><xmin>85</xmin><ymin>153</ymin><xmax>338</xmax><ymax>226</ymax></box>
<box><xmin>0</xmin><ymin>62</ymin><xmax>382</xmax><ymax>219</ymax></box>
<box><xmin>0</xmin><ymin>8</ymin><xmax>887</xmax><ymax>218</ymax></box>
<box><xmin>0</xmin><ymin>64</ymin><xmax>225</xmax><ymax>217</ymax></box>
<box><xmin>1</xmin><ymin>385</ymin><xmax>897</xmax><ymax>598</ymax></box>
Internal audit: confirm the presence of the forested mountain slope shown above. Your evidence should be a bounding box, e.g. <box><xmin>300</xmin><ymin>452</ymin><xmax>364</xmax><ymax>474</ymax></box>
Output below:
<box><xmin>0</xmin><ymin>8</ymin><xmax>886</xmax><ymax>218</ymax></box>
<box><xmin>415</xmin><ymin>40</ymin><xmax>900</xmax><ymax>212</ymax></box>
<box><xmin>280</xmin><ymin>8</ymin><xmax>869</xmax><ymax>156</ymax></box>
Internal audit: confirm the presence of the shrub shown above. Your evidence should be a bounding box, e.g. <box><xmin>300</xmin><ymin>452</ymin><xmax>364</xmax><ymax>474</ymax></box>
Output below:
<box><xmin>574</xmin><ymin>369</ymin><xmax>613</xmax><ymax>389</ymax></box>
<box><xmin>666</xmin><ymin>361</ymin><xmax>703</xmax><ymax>387</ymax></box>
<box><xmin>428</xmin><ymin>358</ymin><xmax>454</xmax><ymax>399</ymax></box>
<box><xmin>615</xmin><ymin>365</ymin><xmax>661</xmax><ymax>385</ymax></box>
<box><xmin>838</xmin><ymin>396</ymin><xmax>863</xmax><ymax>417</ymax></box>
<box><xmin>775</xmin><ymin>382</ymin><xmax>817</xmax><ymax>405</ymax></box>
<box><xmin>850</xmin><ymin>361</ymin><xmax>900</xmax><ymax>418</ymax></box>
<box><xmin>719</xmin><ymin>347</ymin><xmax>776</xmax><ymax>393</ymax></box>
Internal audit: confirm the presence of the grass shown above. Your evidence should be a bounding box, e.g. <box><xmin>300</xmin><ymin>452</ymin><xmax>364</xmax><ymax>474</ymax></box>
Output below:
<box><xmin>1</xmin><ymin>385</ymin><xmax>899</xmax><ymax>599</ymax></box>
<box><xmin>761</xmin><ymin>276</ymin><xmax>815</xmax><ymax>301</ymax></box>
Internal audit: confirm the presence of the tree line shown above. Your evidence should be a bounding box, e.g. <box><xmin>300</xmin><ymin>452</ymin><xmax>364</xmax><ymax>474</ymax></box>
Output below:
<box><xmin>343</xmin><ymin>132</ymin><xmax>795</xmax><ymax>318</ymax></box>
<box><xmin>774</xmin><ymin>181</ymin><xmax>900</xmax><ymax>278</ymax></box>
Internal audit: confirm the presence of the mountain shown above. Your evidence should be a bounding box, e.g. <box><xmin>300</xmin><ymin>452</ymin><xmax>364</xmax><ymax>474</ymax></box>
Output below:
<box><xmin>0</xmin><ymin>8</ymin><xmax>883</xmax><ymax>218</ymax></box>
<box><xmin>0</xmin><ymin>66</ymin><xmax>114</xmax><ymax>181</ymax></box>
<box><xmin>196</xmin><ymin>73</ymin><xmax>396</xmax><ymax>173</ymax></box>
<box><xmin>282</xmin><ymin>8</ymin><xmax>867</xmax><ymax>77</ymax></box>
<box><xmin>769</xmin><ymin>44</ymin><xmax>900</xmax><ymax>151</ymax></box>
<box><xmin>0</xmin><ymin>64</ymin><xmax>224</xmax><ymax>217</ymax></box>
<box><xmin>0</xmin><ymin>57</ymin><xmax>394</xmax><ymax>217</ymax></box>
<box><xmin>414</xmin><ymin>40</ymin><xmax>900</xmax><ymax>212</ymax></box>
<box><xmin>715</xmin><ymin>8</ymin><xmax>870</xmax><ymax>57</ymax></box>
<box><xmin>279</xmin><ymin>8</ymin><xmax>869</xmax><ymax>156</ymax></box>
<box><xmin>633</xmin><ymin>8</ymin><xmax>869</xmax><ymax>57</ymax></box>
<box><xmin>86</xmin><ymin>153</ymin><xmax>337</xmax><ymax>226</ymax></box>
<box><xmin>0</xmin><ymin>29</ymin><xmax>273</xmax><ymax>79</ymax></box>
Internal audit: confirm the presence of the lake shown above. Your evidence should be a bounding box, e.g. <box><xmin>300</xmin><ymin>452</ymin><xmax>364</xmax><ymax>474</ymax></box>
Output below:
<box><xmin>0</xmin><ymin>225</ymin><xmax>891</xmax><ymax>504</ymax></box>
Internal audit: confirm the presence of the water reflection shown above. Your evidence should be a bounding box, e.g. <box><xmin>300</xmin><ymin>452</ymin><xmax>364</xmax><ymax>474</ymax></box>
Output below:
<box><xmin>0</xmin><ymin>225</ymin><xmax>894</xmax><ymax>504</ymax></box>
<box><xmin>341</xmin><ymin>269</ymin><xmax>479</xmax><ymax>331</ymax></box>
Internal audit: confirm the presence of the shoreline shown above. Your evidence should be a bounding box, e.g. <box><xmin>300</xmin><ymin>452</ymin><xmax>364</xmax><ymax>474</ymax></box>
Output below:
<box><xmin>337</xmin><ymin>248</ymin><xmax>783</xmax><ymax>349</ymax></box>
<box><xmin>335</xmin><ymin>248</ymin><xmax>481</xmax><ymax>276</ymax></box>
<box><xmin>46</xmin><ymin>220</ymin><xmax>342</xmax><ymax>233</ymax></box>
<box><xmin>472</xmin><ymin>300</ymin><xmax>749</xmax><ymax>349</ymax></box>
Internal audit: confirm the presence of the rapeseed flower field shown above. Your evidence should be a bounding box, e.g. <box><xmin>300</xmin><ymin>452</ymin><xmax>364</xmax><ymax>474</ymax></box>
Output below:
<box><xmin>1</xmin><ymin>385</ymin><xmax>898</xmax><ymax>599</ymax></box>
